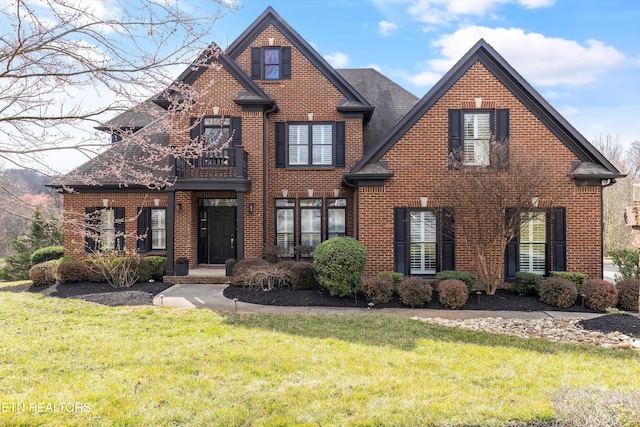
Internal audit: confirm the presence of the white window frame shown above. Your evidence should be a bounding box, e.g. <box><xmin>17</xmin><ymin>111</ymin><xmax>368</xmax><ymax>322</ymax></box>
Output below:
<box><xmin>519</xmin><ymin>211</ymin><xmax>546</xmax><ymax>275</ymax></box>
<box><xmin>463</xmin><ymin>111</ymin><xmax>491</xmax><ymax>166</ymax></box>
<box><xmin>409</xmin><ymin>210</ymin><xmax>437</xmax><ymax>275</ymax></box>
<box><xmin>150</xmin><ymin>208</ymin><xmax>166</xmax><ymax>250</ymax></box>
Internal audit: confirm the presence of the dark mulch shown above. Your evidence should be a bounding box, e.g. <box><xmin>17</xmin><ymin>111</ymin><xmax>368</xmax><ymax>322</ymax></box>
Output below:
<box><xmin>224</xmin><ymin>284</ymin><xmax>640</xmax><ymax>339</ymax></box>
<box><xmin>1</xmin><ymin>281</ymin><xmax>173</xmax><ymax>306</ymax></box>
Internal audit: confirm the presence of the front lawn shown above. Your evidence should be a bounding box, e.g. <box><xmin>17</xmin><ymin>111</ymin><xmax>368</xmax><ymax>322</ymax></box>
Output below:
<box><xmin>1</xmin><ymin>289</ymin><xmax>639</xmax><ymax>426</ymax></box>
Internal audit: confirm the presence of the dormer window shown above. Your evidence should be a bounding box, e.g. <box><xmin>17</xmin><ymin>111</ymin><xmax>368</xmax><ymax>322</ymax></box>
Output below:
<box><xmin>251</xmin><ymin>46</ymin><xmax>291</xmax><ymax>80</ymax></box>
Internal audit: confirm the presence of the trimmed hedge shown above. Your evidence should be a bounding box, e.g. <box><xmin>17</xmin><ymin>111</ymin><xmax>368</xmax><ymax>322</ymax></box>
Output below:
<box><xmin>616</xmin><ymin>278</ymin><xmax>639</xmax><ymax>311</ymax></box>
<box><xmin>539</xmin><ymin>277</ymin><xmax>577</xmax><ymax>309</ymax></box>
<box><xmin>362</xmin><ymin>276</ymin><xmax>395</xmax><ymax>304</ymax></box>
<box><xmin>435</xmin><ymin>270</ymin><xmax>476</xmax><ymax>293</ymax></box>
<box><xmin>510</xmin><ymin>272</ymin><xmax>542</xmax><ymax>296</ymax></box>
<box><xmin>548</xmin><ymin>271</ymin><xmax>587</xmax><ymax>285</ymax></box>
<box><xmin>145</xmin><ymin>256</ymin><xmax>167</xmax><ymax>281</ymax></box>
<box><xmin>279</xmin><ymin>261</ymin><xmax>316</xmax><ymax>290</ymax></box>
<box><xmin>397</xmin><ymin>277</ymin><xmax>432</xmax><ymax>308</ymax></box>
<box><xmin>57</xmin><ymin>260</ymin><xmax>89</xmax><ymax>283</ymax></box>
<box><xmin>30</xmin><ymin>245</ymin><xmax>64</xmax><ymax>266</ymax></box>
<box><xmin>438</xmin><ymin>279</ymin><xmax>468</xmax><ymax>309</ymax></box>
<box><xmin>582</xmin><ymin>279</ymin><xmax>618</xmax><ymax>312</ymax></box>
<box><xmin>29</xmin><ymin>262</ymin><xmax>57</xmax><ymax>286</ymax></box>
<box><xmin>313</xmin><ymin>237</ymin><xmax>367</xmax><ymax>297</ymax></box>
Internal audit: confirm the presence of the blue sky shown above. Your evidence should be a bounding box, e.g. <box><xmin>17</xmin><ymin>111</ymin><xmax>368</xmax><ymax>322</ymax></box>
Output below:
<box><xmin>210</xmin><ymin>0</ymin><xmax>640</xmax><ymax>148</ymax></box>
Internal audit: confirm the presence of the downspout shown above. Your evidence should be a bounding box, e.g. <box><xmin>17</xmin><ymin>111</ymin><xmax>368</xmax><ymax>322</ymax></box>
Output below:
<box><xmin>263</xmin><ymin>103</ymin><xmax>278</xmax><ymax>249</ymax></box>
<box><xmin>342</xmin><ymin>176</ymin><xmax>359</xmax><ymax>240</ymax></box>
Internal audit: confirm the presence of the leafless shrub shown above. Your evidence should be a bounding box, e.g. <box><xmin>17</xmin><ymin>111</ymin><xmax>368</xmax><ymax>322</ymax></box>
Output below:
<box><xmin>238</xmin><ymin>265</ymin><xmax>289</xmax><ymax>290</ymax></box>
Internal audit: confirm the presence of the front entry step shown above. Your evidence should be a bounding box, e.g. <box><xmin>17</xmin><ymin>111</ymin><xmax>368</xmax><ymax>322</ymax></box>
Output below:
<box><xmin>164</xmin><ymin>275</ymin><xmax>230</xmax><ymax>285</ymax></box>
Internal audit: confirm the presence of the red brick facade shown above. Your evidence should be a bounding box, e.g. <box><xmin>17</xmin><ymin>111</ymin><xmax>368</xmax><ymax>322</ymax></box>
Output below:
<box><xmin>61</xmin><ymin>7</ymin><xmax>617</xmax><ymax>282</ymax></box>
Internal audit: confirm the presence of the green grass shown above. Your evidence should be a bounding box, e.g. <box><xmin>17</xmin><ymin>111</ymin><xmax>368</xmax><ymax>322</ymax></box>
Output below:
<box><xmin>0</xmin><ymin>289</ymin><xmax>639</xmax><ymax>426</ymax></box>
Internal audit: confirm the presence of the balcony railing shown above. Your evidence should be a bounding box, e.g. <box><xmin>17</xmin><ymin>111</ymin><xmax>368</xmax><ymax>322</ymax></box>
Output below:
<box><xmin>172</xmin><ymin>146</ymin><xmax>248</xmax><ymax>180</ymax></box>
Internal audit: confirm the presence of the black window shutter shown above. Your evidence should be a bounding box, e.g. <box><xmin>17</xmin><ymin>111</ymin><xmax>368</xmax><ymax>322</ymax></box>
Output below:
<box><xmin>281</xmin><ymin>46</ymin><xmax>292</xmax><ymax>79</ymax></box>
<box><xmin>137</xmin><ymin>207</ymin><xmax>148</xmax><ymax>253</ymax></box>
<box><xmin>496</xmin><ymin>109</ymin><xmax>510</xmax><ymax>169</ymax></box>
<box><xmin>448</xmin><ymin>109</ymin><xmax>462</xmax><ymax>169</ymax></box>
<box><xmin>335</xmin><ymin>121</ymin><xmax>345</xmax><ymax>167</ymax></box>
<box><xmin>552</xmin><ymin>207</ymin><xmax>567</xmax><ymax>272</ymax></box>
<box><xmin>394</xmin><ymin>208</ymin><xmax>408</xmax><ymax>276</ymax></box>
<box><xmin>189</xmin><ymin>117</ymin><xmax>200</xmax><ymax>144</ymax></box>
<box><xmin>275</xmin><ymin>122</ymin><xmax>286</xmax><ymax>168</ymax></box>
<box><xmin>114</xmin><ymin>207</ymin><xmax>126</xmax><ymax>251</ymax></box>
<box><xmin>85</xmin><ymin>207</ymin><xmax>97</xmax><ymax>253</ymax></box>
<box><xmin>504</xmin><ymin>207</ymin><xmax>519</xmax><ymax>281</ymax></box>
<box><xmin>230</xmin><ymin>117</ymin><xmax>242</xmax><ymax>146</ymax></box>
<box><xmin>441</xmin><ymin>208</ymin><xmax>455</xmax><ymax>271</ymax></box>
<box><xmin>251</xmin><ymin>47</ymin><xmax>261</xmax><ymax>79</ymax></box>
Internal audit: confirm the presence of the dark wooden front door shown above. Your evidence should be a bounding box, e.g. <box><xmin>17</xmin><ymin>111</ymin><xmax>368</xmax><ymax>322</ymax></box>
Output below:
<box><xmin>198</xmin><ymin>206</ymin><xmax>236</xmax><ymax>264</ymax></box>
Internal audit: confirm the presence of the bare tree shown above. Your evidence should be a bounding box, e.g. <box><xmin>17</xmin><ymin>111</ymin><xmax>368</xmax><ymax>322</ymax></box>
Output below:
<box><xmin>440</xmin><ymin>140</ymin><xmax>566</xmax><ymax>294</ymax></box>
<box><xmin>0</xmin><ymin>0</ymin><xmax>236</xmax><ymax>240</ymax></box>
<box><xmin>0</xmin><ymin>0</ymin><xmax>235</xmax><ymax>174</ymax></box>
<box><xmin>593</xmin><ymin>134</ymin><xmax>639</xmax><ymax>252</ymax></box>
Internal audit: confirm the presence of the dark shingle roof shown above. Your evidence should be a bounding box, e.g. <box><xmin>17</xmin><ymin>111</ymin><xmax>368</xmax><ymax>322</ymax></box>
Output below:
<box><xmin>95</xmin><ymin>98</ymin><xmax>165</xmax><ymax>131</ymax></box>
<box><xmin>338</xmin><ymin>69</ymin><xmax>418</xmax><ymax>154</ymax></box>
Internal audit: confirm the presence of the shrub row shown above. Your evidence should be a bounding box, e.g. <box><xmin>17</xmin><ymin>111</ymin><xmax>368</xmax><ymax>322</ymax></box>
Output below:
<box><xmin>28</xmin><ymin>255</ymin><xmax>166</xmax><ymax>288</ymax></box>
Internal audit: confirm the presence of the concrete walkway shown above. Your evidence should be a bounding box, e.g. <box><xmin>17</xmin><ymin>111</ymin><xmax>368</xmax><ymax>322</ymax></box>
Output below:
<box><xmin>152</xmin><ymin>283</ymin><xmax>604</xmax><ymax>320</ymax></box>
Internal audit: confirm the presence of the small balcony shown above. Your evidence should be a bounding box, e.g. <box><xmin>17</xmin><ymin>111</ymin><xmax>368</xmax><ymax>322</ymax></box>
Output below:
<box><xmin>172</xmin><ymin>146</ymin><xmax>248</xmax><ymax>180</ymax></box>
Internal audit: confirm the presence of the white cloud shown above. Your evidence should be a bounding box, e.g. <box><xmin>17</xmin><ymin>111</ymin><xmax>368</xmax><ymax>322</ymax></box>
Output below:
<box><xmin>403</xmin><ymin>69</ymin><xmax>443</xmax><ymax>87</ymax></box>
<box><xmin>422</xmin><ymin>26</ymin><xmax>626</xmax><ymax>86</ymax></box>
<box><xmin>324</xmin><ymin>52</ymin><xmax>350</xmax><ymax>68</ymax></box>
<box><xmin>373</xmin><ymin>0</ymin><xmax>554</xmax><ymax>25</ymax></box>
<box><xmin>378</xmin><ymin>20</ymin><xmax>398</xmax><ymax>36</ymax></box>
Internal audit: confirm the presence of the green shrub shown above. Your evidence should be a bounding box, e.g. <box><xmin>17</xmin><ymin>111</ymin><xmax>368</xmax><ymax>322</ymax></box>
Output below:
<box><xmin>56</xmin><ymin>260</ymin><xmax>88</xmax><ymax>283</ymax></box>
<box><xmin>361</xmin><ymin>276</ymin><xmax>395</xmax><ymax>304</ymax></box>
<box><xmin>146</xmin><ymin>256</ymin><xmax>167</xmax><ymax>281</ymax></box>
<box><xmin>549</xmin><ymin>271</ymin><xmax>588</xmax><ymax>285</ymax></box>
<box><xmin>397</xmin><ymin>277</ymin><xmax>432</xmax><ymax>308</ymax></box>
<box><xmin>232</xmin><ymin>258</ymin><xmax>269</xmax><ymax>284</ymax></box>
<box><xmin>110</xmin><ymin>254</ymin><xmax>151</xmax><ymax>287</ymax></box>
<box><xmin>279</xmin><ymin>261</ymin><xmax>316</xmax><ymax>290</ymax></box>
<box><xmin>313</xmin><ymin>237</ymin><xmax>367</xmax><ymax>297</ymax></box>
<box><xmin>435</xmin><ymin>270</ymin><xmax>476</xmax><ymax>293</ymax></box>
<box><xmin>608</xmin><ymin>248</ymin><xmax>640</xmax><ymax>280</ymax></box>
<box><xmin>438</xmin><ymin>279</ymin><xmax>468</xmax><ymax>309</ymax></box>
<box><xmin>30</xmin><ymin>245</ymin><xmax>64</xmax><ymax>265</ymax></box>
<box><xmin>58</xmin><ymin>256</ymin><xmax>77</xmax><ymax>263</ymax></box>
<box><xmin>582</xmin><ymin>279</ymin><xmax>618</xmax><ymax>312</ymax></box>
<box><xmin>539</xmin><ymin>277</ymin><xmax>578</xmax><ymax>308</ymax></box>
<box><xmin>510</xmin><ymin>271</ymin><xmax>542</xmax><ymax>296</ymax></box>
<box><xmin>83</xmin><ymin>260</ymin><xmax>106</xmax><ymax>282</ymax></box>
<box><xmin>377</xmin><ymin>272</ymin><xmax>404</xmax><ymax>289</ymax></box>
<box><xmin>616</xmin><ymin>278</ymin><xmax>639</xmax><ymax>311</ymax></box>
<box><xmin>29</xmin><ymin>262</ymin><xmax>57</xmax><ymax>286</ymax></box>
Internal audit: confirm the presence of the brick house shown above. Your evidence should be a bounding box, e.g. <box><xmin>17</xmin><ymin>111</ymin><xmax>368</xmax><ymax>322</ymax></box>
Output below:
<box><xmin>53</xmin><ymin>6</ymin><xmax>622</xmax><ymax>282</ymax></box>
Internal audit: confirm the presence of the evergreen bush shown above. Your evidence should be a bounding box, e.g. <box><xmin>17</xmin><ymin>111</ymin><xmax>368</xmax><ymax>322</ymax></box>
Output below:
<box><xmin>510</xmin><ymin>271</ymin><xmax>542</xmax><ymax>296</ymax></box>
<box><xmin>615</xmin><ymin>278</ymin><xmax>639</xmax><ymax>311</ymax></box>
<box><xmin>30</xmin><ymin>245</ymin><xmax>64</xmax><ymax>265</ymax></box>
<box><xmin>438</xmin><ymin>279</ymin><xmax>468</xmax><ymax>309</ymax></box>
<box><xmin>361</xmin><ymin>276</ymin><xmax>395</xmax><ymax>304</ymax></box>
<box><xmin>397</xmin><ymin>277</ymin><xmax>432</xmax><ymax>308</ymax></box>
<box><xmin>56</xmin><ymin>260</ymin><xmax>88</xmax><ymax>283</ymax></box>
<box><xmin>539</xmin><ymin>277</ymin><xmax>577</xmax><ymax>308</ymax></box>
<box><xmin>29</xmin><ymin>262</ymin><xmax>57</xmax><ymax>286</ymax></box>
<box><xmin>313</xmin><ymin>237</ymin><xmax>367</xmax><ymax>297</ymax></box>
<box><xmin>582</xmin><ymin>279</ymin><xmax>618</xmax><ymax>312</ymax></box>
<box><xmin>145</xmin><ymin>256</ymin><xmax>166</xmax><ymax>281</ymax></box>
<box><xmin>435</xmin><ymin>270</ymin><xmax>476</xmax><ymax>293</ymax></box>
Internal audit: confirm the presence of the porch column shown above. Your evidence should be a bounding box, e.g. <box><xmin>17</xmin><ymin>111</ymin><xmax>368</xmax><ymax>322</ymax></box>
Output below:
<box><xmin>166</xmin><ymin>190</ymin><xmax>175</xmax><ymax>275</ymax></box>
<box><xmin>236</xmin><ymin>191</ymin><xmax>245</xmax><ymax>261</ymax></box>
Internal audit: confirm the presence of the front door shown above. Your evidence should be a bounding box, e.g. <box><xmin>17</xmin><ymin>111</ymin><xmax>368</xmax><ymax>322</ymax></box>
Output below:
<box><xmin>198</xmin><ymin>199</ymin><xmax>237</xmax><ymax>264</ymax></box>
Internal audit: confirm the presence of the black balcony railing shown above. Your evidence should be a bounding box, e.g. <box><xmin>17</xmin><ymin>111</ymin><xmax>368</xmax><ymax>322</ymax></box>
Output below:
<box><xmin>172</xmin><ymin>146</ymin><xmax>248</xmax><ymax>179</ymax></box>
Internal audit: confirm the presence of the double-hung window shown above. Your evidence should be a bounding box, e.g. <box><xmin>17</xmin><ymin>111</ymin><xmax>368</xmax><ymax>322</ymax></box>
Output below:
<box><xmin>86</xmin><ymin>207</ymin><xmax>125</xmax><ymax>252</ymax></box>
<box><xmin>276</xmin><ymin>199</ymin><xmax>295</xmax><ymax>255</ymax></box>
<box><xmin>251</xmin><ymin>46</ymin><xmax>291</xmax><ymax>80</ymax></box>
<box><xmin>150</xmin><ymin>209</ymin><xmax>167</xmax><ymax>250</ymax></box>
<box><xmin>409</xmin><ymin>211</ymin><xmax>437</xmax><ymax>275</ymax></box>
<box><xmin>463</xmin><ymin>112</ymin><xmax>491</xmax><ymax>166</ymax></box>
<box><xmin>288</xmin><ymin>123</ymin><xmax>333</xmax><ymax>166</ymax></box>
<box><xmin>202</xmin><ymin>117</ymin><xmax>230</xmax><ymax>166</ymax></box>
<box><xmin>327</xmin><ymin>199</ymin><xmax>347</xmax><ymax>239</ymax></box>
<box><xmin>300</xmin><ymin>199</ymin><xmax>322</xmax><ymax>248</ymax></box>
<box><xmin>519</xmin><ymin>212</ymin><xmax>546</xmax><ymax>275</ymax></box>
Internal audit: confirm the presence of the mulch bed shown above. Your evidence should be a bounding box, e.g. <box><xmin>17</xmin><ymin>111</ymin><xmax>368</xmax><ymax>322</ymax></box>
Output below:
<box><xmin>2</xmin><ymin>280</ymin><xmax>639</xmax><ymax>339</ymax></box>
<box><xmin>224</xmin><ymin>284</ymin><xmax>640</xmax><ymax>339</ymax></box>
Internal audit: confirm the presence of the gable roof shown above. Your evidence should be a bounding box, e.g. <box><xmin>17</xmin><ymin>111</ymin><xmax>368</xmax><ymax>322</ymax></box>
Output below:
<box><xmin>153</xmin><ymin>42</ymin><xmax>276</xmax><ymax>111</ymax></box>
<box><xmin>338</xmin><ymin>68</ymin><xmax>419</xmax><ymax>154</ymax></box>
<box><xmin>226</xmin><ymin>6</ymin><xmax>373</xmax><ymax>122</ymax></box>
<box><xmin>95</xmin><ymin>98</ymin><xmax>165</xmax><ymax>132</ymax></box>
<box><xmin>348</xmin><ymin>39</ymin><xmax>623</xmax><ymax>181</ymax></box>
